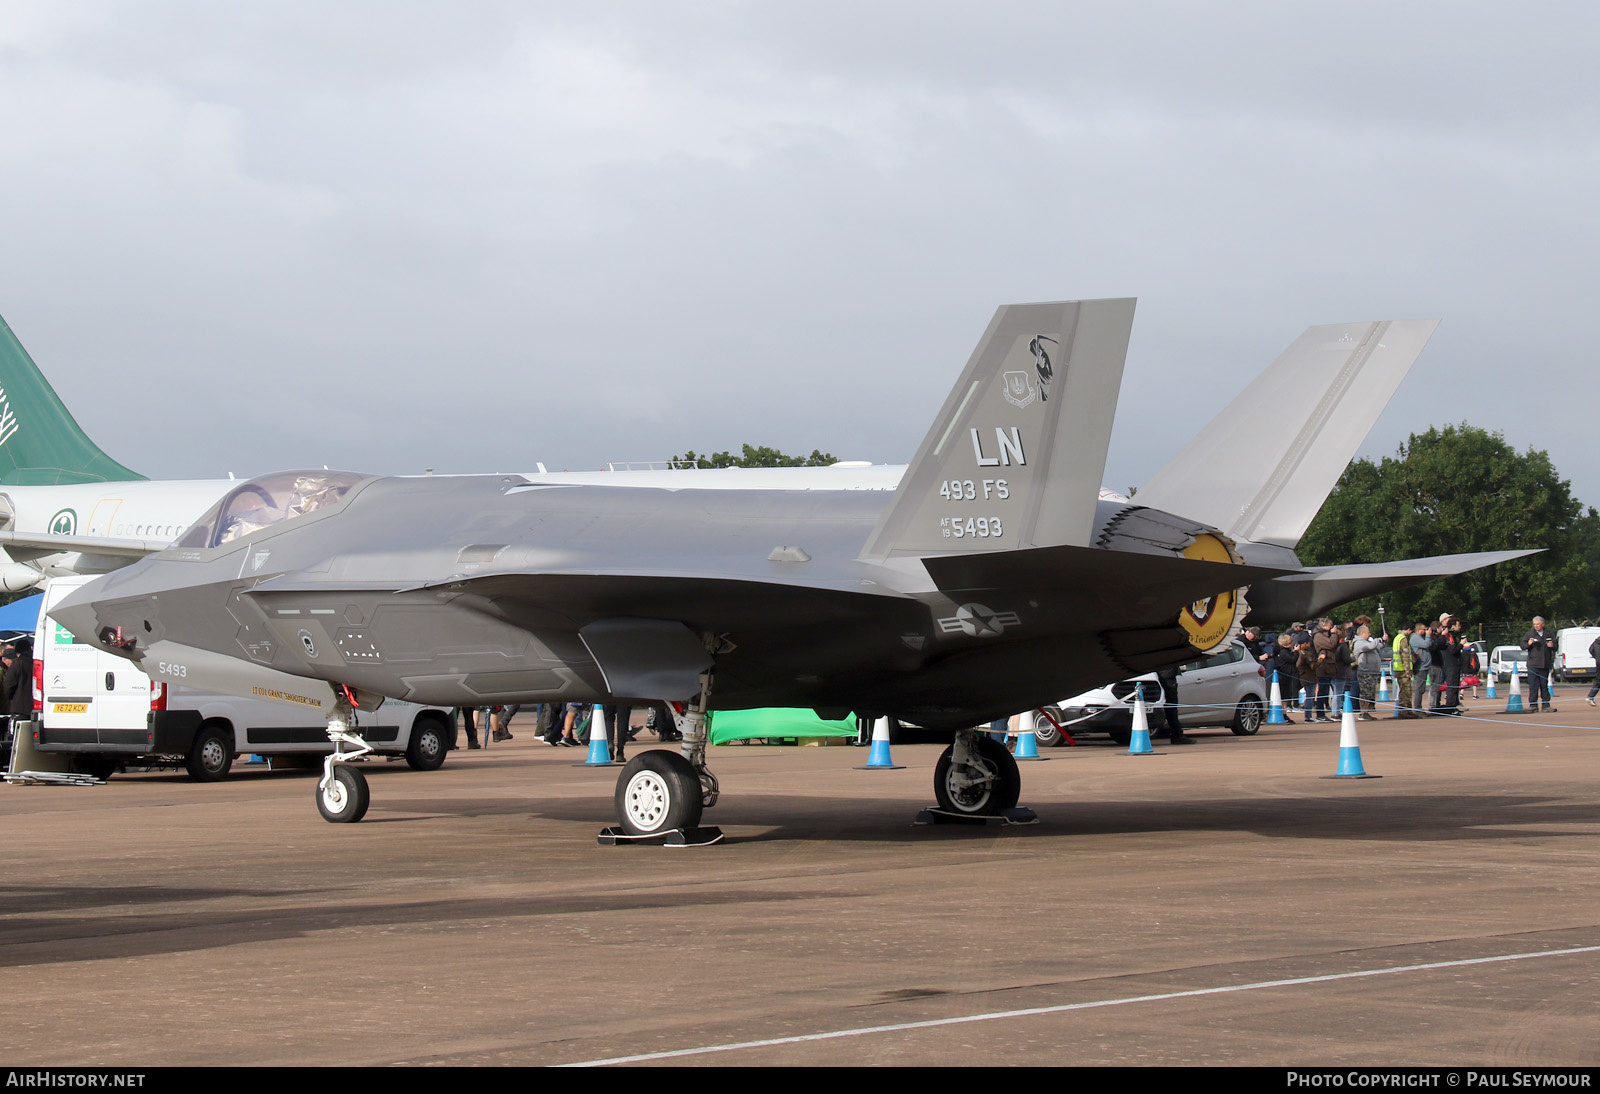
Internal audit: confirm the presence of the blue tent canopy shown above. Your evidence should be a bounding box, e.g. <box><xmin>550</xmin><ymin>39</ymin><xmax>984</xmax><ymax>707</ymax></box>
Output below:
<box><xmin>0</xmin><ymin>593</ymin><xmax>42</xmax><ymax>634</ymax></box>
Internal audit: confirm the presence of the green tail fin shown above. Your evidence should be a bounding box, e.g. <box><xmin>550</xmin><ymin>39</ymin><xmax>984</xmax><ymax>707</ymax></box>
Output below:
<box><xmin>0</xmin><ymin>314</ymin><xmax>145</xmax><ymax>485</ymax></box>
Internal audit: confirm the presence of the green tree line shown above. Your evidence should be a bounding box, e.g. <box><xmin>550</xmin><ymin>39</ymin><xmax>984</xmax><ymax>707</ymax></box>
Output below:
<box><xmin>1297</xmin><ymin>423</ymin><xmax>1600</xmax><ymax>626</ymax></box>
<box><xmin>670</xmin><ymin>444</ymin><xmax>838</xmax><ymax>469</ymax></box>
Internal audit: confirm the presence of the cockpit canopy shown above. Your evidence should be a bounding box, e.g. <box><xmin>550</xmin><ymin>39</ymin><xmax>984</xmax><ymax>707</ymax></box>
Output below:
<box><xmin>175</xmin><ymin>470</ymin><xmax>369</xmax><ymax>550</ymax></box>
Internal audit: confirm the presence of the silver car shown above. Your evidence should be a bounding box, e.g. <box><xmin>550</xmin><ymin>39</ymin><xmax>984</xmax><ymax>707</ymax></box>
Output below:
<box><xmin>1039</xmin><ymin>639</ymin><xmax>1268</xmax><ymax>746</ymax></box>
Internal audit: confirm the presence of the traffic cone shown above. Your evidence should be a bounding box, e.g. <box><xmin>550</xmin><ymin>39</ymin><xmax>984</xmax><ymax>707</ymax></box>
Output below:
<box><xmin>1505</xmin><ymin>663</ymin><xmax>1525</xmax><ymax>713</ymax></box>
<box><xmin>1323</xmin><ymin>692</ymin><xmax>1379</xmax><ymax>779</ymax></box>
<box><xmin>1127</xmin><ymin>687</ymin><xmax>1156</xmax><ymax>755</ymax></box>
<box><xmin>583</xmin><ymin>704</ymin><xmax>616</xmax><ymax>765</ymax></box>
<box><xmin>854</xmin><ymin>717</ymin><xmax>905</xmax><ymax>769</ymax></box>
<box><xmin>1377</xmin><ymin>673</ymin><xmax>1390</xmax><ymax>704</ymax></box>
<box><xmin>1267</xmin><ymin>671</ymin><xmax>1288</xmax><ymax>724</ymax></box>
<box><xmin>1486</xmin><ymin>667</ymin><xmax>1498</xmax><ymax>699</ymax></box>
<box><xmin>1012</xmin><ymin>713</ymin><xmax>1044</xmax><ymax>760</ymax></box>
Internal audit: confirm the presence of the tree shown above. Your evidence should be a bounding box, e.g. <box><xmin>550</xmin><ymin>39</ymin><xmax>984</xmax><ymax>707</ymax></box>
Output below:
<box><xmin>670</xmin><ymin>444</ymin><xmax>838</xmax><ymax>469</ymax></box>
<box><xmin>1296</xmin><ymin>424</ymin><xmax>1600</xmax><ymax>628</ymax></box>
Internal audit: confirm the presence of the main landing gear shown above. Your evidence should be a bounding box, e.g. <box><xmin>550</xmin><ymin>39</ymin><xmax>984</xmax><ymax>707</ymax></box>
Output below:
<box><xmin>604</xmin><ymin>673</ymin><xmax>724</xmax><ymax>845</ymax></box>
<box><xmin>316</xmin><ymin>688</ymin><xmax>373</xmax><ymax>823</ymax></box>
<box><xmin>933</xmin><ymin>730</ymin><xmax>1022</xmax><ymax>816</ymax></box>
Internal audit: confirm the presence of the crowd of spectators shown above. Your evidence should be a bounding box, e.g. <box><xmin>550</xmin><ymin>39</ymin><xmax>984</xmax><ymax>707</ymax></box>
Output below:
<box><xmin>1246</xmin><ymin>612</ymin><xmax>1490</xmax><ymax>720</ymax></box>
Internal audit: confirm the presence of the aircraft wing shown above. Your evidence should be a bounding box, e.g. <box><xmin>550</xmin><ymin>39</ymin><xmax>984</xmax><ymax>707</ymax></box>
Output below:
<box><xmin>1244</xmin><ymin>549</ymin><xmax>1542</xmax><ymax>621</ymax></box>
<box><xmin>0</xmin><ymin>530</ymin><xmax>167</xmax><ymax>559</ymax></box>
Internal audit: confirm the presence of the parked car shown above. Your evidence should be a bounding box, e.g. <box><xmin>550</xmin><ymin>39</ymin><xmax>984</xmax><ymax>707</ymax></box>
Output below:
<box><xmin>1040</xmin><ymin>639</ymin><xmax>1268</xmax><ymax>746</ymax></box>
<box><xmin>1489</xmin><ymin>645</ymin><xmax>1528</xmax><ymax>683</ymax></box>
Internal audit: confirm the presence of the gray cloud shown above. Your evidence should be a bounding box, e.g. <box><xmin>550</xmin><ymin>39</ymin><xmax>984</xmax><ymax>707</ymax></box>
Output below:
<box><xmin>1</xmin><ymin>1</ymin><xmax>1595</xmax><ymax>506</ymax></box>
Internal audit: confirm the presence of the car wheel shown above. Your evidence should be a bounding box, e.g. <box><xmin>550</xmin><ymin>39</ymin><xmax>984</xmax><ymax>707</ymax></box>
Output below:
<box><xmin>1032</xmin><ymin>707</ymin><xmax>1065</xmax><ymax>747</ymax></box>
<box><xmin>185</xmin><ymin>723</ymin><xmax>233</xmax><ymax>781</ymax></box>
<box><xmin>316</xmin><ymin>765</ymin><xmax>370</xmax><ymax>823</ymax></box>
<box><xmin>933</xmin><ymin>736</ymin><xmax>1021</xmax><ymax>816</ymax></box>
<box><xmin>1231</xmin><ymin>697</ymin><xmax>1263</xmax><ymax>736</ymax></box>
<box><xmin>1107</xmin><ymin>727</ymin><xmax>1132</xmax><ymax>746</ymax></box>
<box><xmin>614</xmin><ymin>750</ymin><xmax>703</xmax><ymax>836</ymax></box>
<box><xmin>404</xmin><ymin>714</ymin><xmax>449</xmax><ymax>771</ymax></box>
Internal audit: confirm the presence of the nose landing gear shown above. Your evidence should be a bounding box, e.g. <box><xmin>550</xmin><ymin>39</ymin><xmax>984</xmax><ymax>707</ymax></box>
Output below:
<box><xmin>316</xmin><ymin>688</ymin><xmax>374</xmax><ymax>824</ymax></box>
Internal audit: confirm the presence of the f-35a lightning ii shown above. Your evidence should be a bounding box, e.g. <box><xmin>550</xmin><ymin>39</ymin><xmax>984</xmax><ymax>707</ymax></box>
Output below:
<box><xmin>52</xmin><ymin>299</ymin><xmax>1534</xmax><ymax>832</ymax></box>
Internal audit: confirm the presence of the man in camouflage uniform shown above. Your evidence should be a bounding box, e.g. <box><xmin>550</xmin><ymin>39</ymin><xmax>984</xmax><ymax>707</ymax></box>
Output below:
<box><xmin>1391</xmin><ymin>626</ymin><xmax>1416</xmax><ymax>718</ymax></box>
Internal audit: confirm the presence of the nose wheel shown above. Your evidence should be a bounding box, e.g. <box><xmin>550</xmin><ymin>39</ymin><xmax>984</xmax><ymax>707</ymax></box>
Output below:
<box><xmin>317</xmin><ymin>764</ymin><xmax>370</xmax><ymax>823</ymax></box>
<box><xmin>316</xmin><ymin>688</ymin><xmax>375</xmax><ymax>823</ymax></box>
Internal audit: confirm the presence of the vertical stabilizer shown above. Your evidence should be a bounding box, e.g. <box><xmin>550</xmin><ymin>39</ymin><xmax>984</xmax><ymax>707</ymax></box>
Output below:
<box><xmin>1135</xmin><ymin>319</ymin><xmax>1437</xmax><ymax>548</ymax></box>
<box><xmin>860</xmin><ymin>298</ymin><xmax>1135</xmax><ymax>559</ymax></box>
<box><xmin>0</xmin><ymin>314</ymin><xmax>145</xmax><ymax>485</ymax></box>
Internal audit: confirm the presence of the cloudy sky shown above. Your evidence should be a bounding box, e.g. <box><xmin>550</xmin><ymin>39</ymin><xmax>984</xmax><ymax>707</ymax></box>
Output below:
<box><xmin>1</xmin><ymin>2</ymin><xmax>1595</xmax><ymax>506</ymax></box>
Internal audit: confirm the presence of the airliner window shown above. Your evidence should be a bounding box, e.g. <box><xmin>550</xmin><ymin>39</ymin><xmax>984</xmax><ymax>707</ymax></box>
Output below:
<box><xmin>174</xmin><ymin>471</ymin><xmax>366</xmax><ymax>549</ymax></box>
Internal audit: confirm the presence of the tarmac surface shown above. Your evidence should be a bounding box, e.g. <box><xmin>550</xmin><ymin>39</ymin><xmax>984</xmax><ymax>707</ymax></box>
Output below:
<box><xmin>2</xmin><ymin>695</ymin><xmax>1598</xmax><ymax>1067</ymax></box>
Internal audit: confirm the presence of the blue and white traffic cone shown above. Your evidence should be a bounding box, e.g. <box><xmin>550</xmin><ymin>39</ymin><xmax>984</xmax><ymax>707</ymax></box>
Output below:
<box><xmin>855</xmin><ymin>717</ymin><xmax>905</xmax><ymax>769</ymax></box>
<box><xmin>1506</xmin><ymin>664</ymin><xmax>1526</xmax><ymax>713</ymax></box>
<box><xmin>1267</xmin><ymin>671</ymin><xmax>1287</xmax><ymax>724</ymax></box>
<box><xmin>1013</xmin><ymin>713</ymin><xmax>1044</xmax><ymax>760</ymax></box>
<box><xmin>1486</xmin><ymin>667</ymin><xmax>1498</xmax><ymax>699</ymax></box>
<box><xmin>583</xmin><ymin>704</ymin><xmax>615</xmax><ymax>765</ymax></box>
<box><xmin>1377</xmin><ymin>673</ymin><xmax>1391</xmax><ymax>704</ymax></box>
<box><xmin>1127</xmin><ymin>688</ymin><xmax>1156</xmax><ymax>755</ymax></box>
<box><xmin>1323</xmin><ymin>692</ymin><xmax>1379</xmax><ymax>779</ymax></box>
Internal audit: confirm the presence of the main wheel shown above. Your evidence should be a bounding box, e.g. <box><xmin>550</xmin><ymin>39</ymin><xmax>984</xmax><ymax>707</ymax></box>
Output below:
<box><xmin>404</xmin><ymin>714</ymin><xmax>450</xmax><ymax>771</ymax></box>
<box><xmin>316</xmin><ymin>765</ymin><xmax>370</xmax><ymax>823</ymax></box>
<box><xmin>1032</xmin><ymin>707</ymin><xmax>1065</xmax><ymax>748</ymax></box>
<box><xmin>934</xmin><ymin>736</ymin><xmax>1021</xmax><ymax>816</ymax></box>
<box><xmin>185</xmin><ymin>724</ymin><xmax>233</xmax><ymax>781</ymax></box>
<box><xmin>614</xmin><ymin>750</ymin><xmax>703</xmax><ymax>836</ymax></box>
<box><xmin>1231</xmin><ymin>697</ymin><xmax>1263</xmax><ymax>736</ymax></box>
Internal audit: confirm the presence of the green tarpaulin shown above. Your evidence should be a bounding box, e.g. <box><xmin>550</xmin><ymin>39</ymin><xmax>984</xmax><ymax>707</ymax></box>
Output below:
<box><xmin>708</xmin><ymin>708</ymin><xmax>859</xmax><ymax>744</ymax></box>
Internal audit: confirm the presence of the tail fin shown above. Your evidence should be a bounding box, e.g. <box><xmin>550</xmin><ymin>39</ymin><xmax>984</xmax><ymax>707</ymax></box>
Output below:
<box><xmin>1134</xmin><ymin>319</ymin><xmax>1438</xmax><ymax>548</ymax></box>
<box><xmin>0</xmin><ymin>313</ymin><xmax>145</xmax><ymax>485</ymax></box>
<box><xmin>859</xmin><ymin>298</ymin><xmax>1135</xmax><ymax>559</ymax></box>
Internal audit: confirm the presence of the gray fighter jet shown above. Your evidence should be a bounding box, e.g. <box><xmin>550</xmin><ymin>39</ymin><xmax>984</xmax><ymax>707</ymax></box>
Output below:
<box><xmin>52</xmin><ymin>299</ymin><xmax>1534</xmax><ymax>831</ymax></box>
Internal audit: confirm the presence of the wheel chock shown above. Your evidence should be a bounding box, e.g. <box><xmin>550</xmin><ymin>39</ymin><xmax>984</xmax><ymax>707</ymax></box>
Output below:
<box><xmin>913</xmin><ymin>805</ymin><xmax>1038</xmax><ymax>827</ymax></box>
<box><xmin>596</xmin><ymin>825</ymin><xmax>725</xmax><ymax>846</ymax></box>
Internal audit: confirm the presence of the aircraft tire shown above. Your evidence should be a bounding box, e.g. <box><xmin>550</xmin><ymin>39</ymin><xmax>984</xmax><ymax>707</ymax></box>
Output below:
<box><xmin>185</xmin><ymin>723</ymin><xmax>234</xmax><ymax>782</ymax></box>
<box><xmin>316</xmin><ymin>765</ymin><xmax>370</xmax><ymax>823</ymax></box>
<box><xmin>934</xmin><ymin>736</ymin><xmax>1021</xmax><ymax>816</ymax></box>
<box><xmin>405</xmin><ymin>714</ymin><xmax>450</xmax><ymax>771</ymax></box>
<box><xmin>614</xmin><ymin>750</ymin><xmax>702</xmax><ymax>836</ymax></box>
<box><xmin>1231</xmin><ymin>697</ymin><xmax>1263</xmax><ymax>736</ymax></box>
<box><xmin>1032</xmin><ymin>707</ymin><xmax>1066</xmax><ymax>747</ymax></box>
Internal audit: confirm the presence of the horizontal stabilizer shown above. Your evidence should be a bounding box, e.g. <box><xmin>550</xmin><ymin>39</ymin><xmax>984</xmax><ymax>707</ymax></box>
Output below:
<box><xmin>923</xmin><ymin>541</ymin><xmax>1295</xmax><ymax>602</ymax></box>
<box><xmin>1244</xmin><ymin>549</ymin><xmax>1541</xmax><ymax>621</ymax></box>
<box><xmin>1136</xmin><ymin>319</ymin><xmax>1438</xmax><ymax>548</ymax></box>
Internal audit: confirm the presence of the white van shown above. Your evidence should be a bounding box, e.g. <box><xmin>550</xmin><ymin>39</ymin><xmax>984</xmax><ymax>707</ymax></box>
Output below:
<box><xmin>1556</xmin><ymin>627</ymin><xmax>1600</xmax><ymax>684</ymax></box>
<box><xmin>25</xmin><ymin>575</ymin><xmax>456</xmax><ymax>780</ymax></box>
